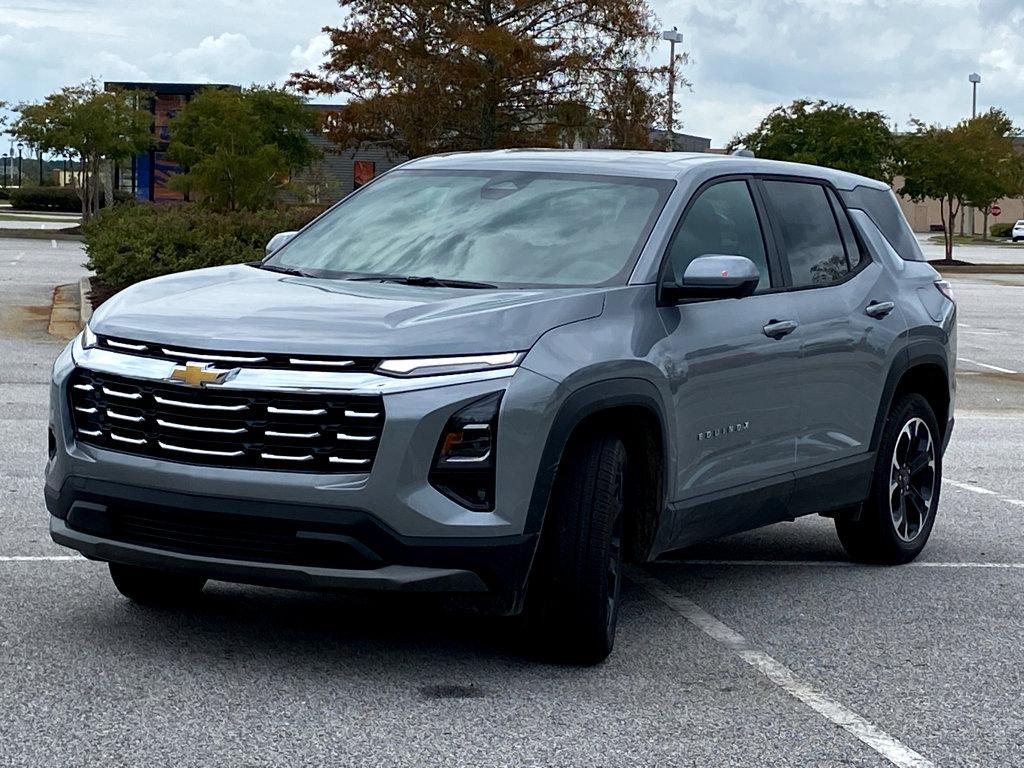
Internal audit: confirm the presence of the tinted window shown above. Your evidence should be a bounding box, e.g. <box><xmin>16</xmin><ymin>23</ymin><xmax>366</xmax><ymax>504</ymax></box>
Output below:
<box><xmin>827</xmin><ymin>188</ymin><xmax>862</xmax><ymax>269</ymax></box>
<box><xmin>268</xmin><ymin>170</ymin><xmax>673</xmax><ymax>288</ymax></box>
<box><xmin>765</xmin><ymin>181</ymin><xmax>849</xmax><ymax>287</ymax></box>
<box><xmin>666</xmin><ymin>180</ymin><xmax>770</xmax><ymax>289</ymax></box>
<box><xmin>840</xmin><ymin>186</ymin><xmax>924</xmax><ymax>261</ymax></box>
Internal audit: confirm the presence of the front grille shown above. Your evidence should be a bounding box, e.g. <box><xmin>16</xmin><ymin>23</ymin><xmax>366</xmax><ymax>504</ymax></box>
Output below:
<box><xmin>68</xmin><ymin>369</ymin><xmax>384</xmax><ymax>473</ymax></box>
<box><xmin>96</xmin><ymin>334</ymin><xmax>380</xmax><ymax>373</ymax></box>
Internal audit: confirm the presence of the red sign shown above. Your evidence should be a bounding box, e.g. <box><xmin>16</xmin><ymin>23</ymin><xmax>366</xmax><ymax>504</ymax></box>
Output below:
<box><xmin>353</xmin><ymin>160</ymin><xmax>375</xmax><ymax>189</ymax></box>
<box><xmin>991</xmin><ymin>204</ymin><xmax>1002</xmax><ymax>216</ymax></box>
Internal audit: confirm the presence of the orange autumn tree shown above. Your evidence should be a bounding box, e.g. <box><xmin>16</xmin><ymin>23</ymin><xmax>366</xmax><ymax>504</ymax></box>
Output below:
<box><xmin>290</xmin><ymin>0</ymin><xmax>671</xmax><ymax>155</ymax></box>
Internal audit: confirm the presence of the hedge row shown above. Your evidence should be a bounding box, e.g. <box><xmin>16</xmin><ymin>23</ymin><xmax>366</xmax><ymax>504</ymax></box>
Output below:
<box><xmin>990</xmin><ymin>222</ymin><xmax>1014</xmax><ymax>239</ymax></box>
<box><xmin>83</xmin><ymin>203</ymin><xmax>325</xmax><ymax>292</ymax></box>
<box><xmin>8</xmin><ymin>186</ymin><xmax>134</xmax><ymax>212</ymax></box>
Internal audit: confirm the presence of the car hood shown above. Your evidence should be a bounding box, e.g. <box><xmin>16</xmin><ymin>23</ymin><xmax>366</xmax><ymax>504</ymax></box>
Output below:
<box><xmin>90</xmin><ymin>264</ymin><xmax>607</xmax><ymax>357</ymax></box>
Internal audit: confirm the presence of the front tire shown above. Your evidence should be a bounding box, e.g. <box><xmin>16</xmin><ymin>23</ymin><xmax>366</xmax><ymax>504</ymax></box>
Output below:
<box><xmin>836</xmin><ymin>393</ymin><xmax>942</xmax><ymax>564</ymax></box>
<box><xmin>528</xmin><ymin>432</ymin><xmax>627</xmax><ymax>664</ymax></box>
<box><xmin>109</xmin><ymin>563</ymin><xmax>207</xmax><ymax>606</ymax></box>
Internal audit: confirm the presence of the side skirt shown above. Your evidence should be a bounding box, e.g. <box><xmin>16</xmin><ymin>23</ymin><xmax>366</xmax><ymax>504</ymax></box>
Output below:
<box><xmin>650</xmin><ymin>453</ymin><xmax>875</xmax><ymax>558</ymax></box>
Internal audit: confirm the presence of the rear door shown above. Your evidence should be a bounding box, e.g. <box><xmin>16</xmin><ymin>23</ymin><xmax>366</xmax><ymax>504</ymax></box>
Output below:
<box><xmin>758</xmin><ymin>177</ymin><xmax>900</xmax><ymax>473</ymax></box>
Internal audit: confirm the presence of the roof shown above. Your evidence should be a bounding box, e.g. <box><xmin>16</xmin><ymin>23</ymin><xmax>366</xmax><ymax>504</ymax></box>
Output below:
<box><xmin>404</xmin><ymin>149</ymin><xmax>890</xmax><ymax>190</ymax></box>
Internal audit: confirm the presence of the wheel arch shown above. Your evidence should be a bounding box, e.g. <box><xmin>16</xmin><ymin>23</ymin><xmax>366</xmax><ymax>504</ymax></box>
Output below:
<box><xmin>871</xmin><ymin>343</ymin><xmax>952</xmax><ymax>453</ymax></box>
<box><xmin>525</xmin><ymin>378</ymin><xmax>669</xmax><ymax>561</ymax></box>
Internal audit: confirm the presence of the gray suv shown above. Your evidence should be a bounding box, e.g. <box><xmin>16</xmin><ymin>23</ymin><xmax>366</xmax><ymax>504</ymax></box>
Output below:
<box><xmin>46</xmin><ymin>151</ymin><xmax>956</xmax><ymax>663</ymax></box>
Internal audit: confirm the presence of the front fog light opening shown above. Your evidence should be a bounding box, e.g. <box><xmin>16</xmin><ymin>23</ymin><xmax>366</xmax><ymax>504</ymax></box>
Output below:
<box><xmin>430</xmin><ymin>391</ymin><xmax>502</xmax><ymax>511</ymax></box>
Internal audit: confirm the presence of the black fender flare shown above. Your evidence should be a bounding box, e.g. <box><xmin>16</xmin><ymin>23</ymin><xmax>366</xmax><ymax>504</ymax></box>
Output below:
<box><xmin>523</xmin><ymin>377</ymin><xmax>670</xmax><ymax>537</ymax></box>
<box><xmin>869</xmin><ymin>339</ymin><xmax>951</xmax><ymax>453</ymax></box>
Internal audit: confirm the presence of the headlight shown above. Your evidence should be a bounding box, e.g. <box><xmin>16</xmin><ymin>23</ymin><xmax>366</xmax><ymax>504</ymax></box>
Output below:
<box><xmin>376</xmin><ymin>352</ymin><xmax>523</xmax><ymax>378</ymax></box>
<box><xmin>429</xmin><ymin>392</ymin><xmax>502</xmax><ymax>511</ymax></box>
<box><xmin>80</xmin><ymin>324</ymin><xmax>98</xmax><ymax>349</ymax></box>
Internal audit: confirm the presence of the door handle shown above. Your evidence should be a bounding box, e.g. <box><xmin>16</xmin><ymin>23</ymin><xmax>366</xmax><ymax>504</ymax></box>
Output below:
<box><xmin>865</xmin><ymin>301</ymin><xmax>895</xmax><ymax>319</ymax></box>
<box><xmin>763</xmin><ymin>319</ymin><xmax>798</xmax><ymax>339</ymax></box>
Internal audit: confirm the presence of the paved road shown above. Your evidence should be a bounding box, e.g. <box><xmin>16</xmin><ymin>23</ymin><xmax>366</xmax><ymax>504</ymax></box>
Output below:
<box><xmin>916</xmin><ymin>232</ymin><xmax>1024</xmax><ymax>265</ymax></box>
<box><xmin>1</xmin><ymin>239</ymin><xmax>1023</xmax><ymax>766</ymax></box>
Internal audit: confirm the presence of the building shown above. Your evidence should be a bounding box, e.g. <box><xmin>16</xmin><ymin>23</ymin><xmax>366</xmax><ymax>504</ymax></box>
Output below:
<box><xmin>104</xmin><ymin>82</ymin><xmax>239</xmax><ymax>202</ymax></box>
<box><xmin>103</xmin><ymin>81</ymin><xmax>715</xmax><ymax>206</ymax></box>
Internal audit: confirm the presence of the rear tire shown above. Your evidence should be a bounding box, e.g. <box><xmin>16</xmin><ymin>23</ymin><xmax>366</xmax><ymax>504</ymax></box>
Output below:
<box><xmin>109</xmin><ymin>563</ymin><xmax>207</xmax><ymax>606</ymax></box>
<box><xmin>836</xmin><ymin>393</ymin><xmax>941</xmax><ymax>564</ymax></box>
<box><xmin>527</xmin><ymin>432</ymin><xmax>627</xmax><ymax>664</ymax></box>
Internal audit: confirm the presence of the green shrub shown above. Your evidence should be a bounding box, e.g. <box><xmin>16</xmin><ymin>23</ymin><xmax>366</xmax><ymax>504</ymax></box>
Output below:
<box><xmin>990</xmin><ymin>222</ymin><xmax>1014</xmax><ymax>239</ymax></box>
<box><xmin>83</xmin><ymin>203</ymin><xmax>325</xmax><ymax>291</ymax></box>
<box><xmin>10</xmin><ymin>186</ymin><xmax>81</xmax><ymax>211</ymax></box>
<box><xmin>0</xmin><ymin>188</ymin><xmax>9</xmax><ymax>200</ymax></box>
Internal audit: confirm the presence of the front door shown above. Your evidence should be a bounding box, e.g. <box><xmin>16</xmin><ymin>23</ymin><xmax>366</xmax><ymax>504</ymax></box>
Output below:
<box><xmin>654</xmin><ymin>178</ymin><xmax>805</xmax><ymax>507</ymax></box>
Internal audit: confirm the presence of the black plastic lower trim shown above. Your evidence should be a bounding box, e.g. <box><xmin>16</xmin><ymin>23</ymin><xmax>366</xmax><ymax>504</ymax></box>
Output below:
<box><xmin>46</xmin><ymin>477</ymin><xmax>536</xmax><ymax>595</ymax></box>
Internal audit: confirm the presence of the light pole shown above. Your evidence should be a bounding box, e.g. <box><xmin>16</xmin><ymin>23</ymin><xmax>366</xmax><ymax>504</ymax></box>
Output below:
<box><xmin>1</xmin><ymin>154</ymin><xmax>7</xmax><ymax>189</ymax></box>
<box><xmin>662</xmin><ymin>27</ymin><xmax>684</xmax><ymax>149</ymax></box>
<box><xmin>16</xmin><ymin>142</ymin><xmax>23</xmax><ymax>187</ymax></box>
<box><xmin>964</xmin><ymin>72</ymin><xmax>982</xmax><ymax>236</ymax></box>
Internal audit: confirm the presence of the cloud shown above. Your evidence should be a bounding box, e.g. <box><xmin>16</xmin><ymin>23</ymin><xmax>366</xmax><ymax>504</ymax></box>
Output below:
<box><xmin>148</xmin><ymin>32</ymin><xmax>265</xmax><ymax>84</ymax></box>
<box><xmin>2</xmin><ymin>0</ymin><xmax>1021</xmax><ymax>148</ymax></box>
<box><xmin>652</xmin><ymin>0</ymin><xmax>1024</xmax><ymax>143</ymax></box>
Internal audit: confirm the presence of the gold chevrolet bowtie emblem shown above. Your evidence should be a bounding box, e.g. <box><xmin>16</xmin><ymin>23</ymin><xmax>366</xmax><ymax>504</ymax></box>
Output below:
<box><xmin>169</xmin><ymin>361</ymin><xmax>232</xmax><ymax>387</ymax></box>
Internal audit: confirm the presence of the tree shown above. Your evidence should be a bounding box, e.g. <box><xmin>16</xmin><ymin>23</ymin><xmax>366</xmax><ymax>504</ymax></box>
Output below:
<box><xmin>597</xmin><ymin>66</ymin><xmax>662</xmax><ymax>150</ymax></box>
<box><xmin>960</xmin><ymin>109</ymin><xmax>1020</xmax><ymax>240</ymax></box>
<box><xmin>166</xmin><ymin>86</ymin><xmax>320</xmax><ymax>212</ymax></box>
<box><xmin>900</xmin><ymin>109</ymin><xmax>1020</xmax><ymax>261</ymax></box>
<box><xmin>13</xmin><ymin>81</ymin><xmax>152</xmax><ymax>221</ymax></box>
<box><xmin>731</xmin><ymin>100</ymin><xmax>898</xmax><ymax>182</ymax></box>
<box><xmin>289</xmin><ymin>0</ymin><xmax>665</xmax><ymax>156</ymax></box>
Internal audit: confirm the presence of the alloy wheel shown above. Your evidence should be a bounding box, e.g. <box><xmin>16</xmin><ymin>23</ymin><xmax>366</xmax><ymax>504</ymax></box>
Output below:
<box><xmin>889</xmin><ymin>417</ymin><xmax>936</xmax><ymax>542</ymax></box>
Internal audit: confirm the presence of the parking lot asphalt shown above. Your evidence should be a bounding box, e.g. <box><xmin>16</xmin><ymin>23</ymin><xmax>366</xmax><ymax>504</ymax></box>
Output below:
<box><xmin>1</xmin><ymin>237</ymin><xmax>1022</xmax><ymax>767</ymax></box>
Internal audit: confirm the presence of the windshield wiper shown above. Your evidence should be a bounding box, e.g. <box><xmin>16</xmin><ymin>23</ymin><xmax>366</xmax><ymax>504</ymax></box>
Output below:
<box><xmin>348</xmin><ymin>274</ymin><xmax>498</xmax><ymax>289</ymax></box>
<box><xmin>252</xmin><ymin>262</ymin><xmax>313</xmax><ymax>278</ymax></box>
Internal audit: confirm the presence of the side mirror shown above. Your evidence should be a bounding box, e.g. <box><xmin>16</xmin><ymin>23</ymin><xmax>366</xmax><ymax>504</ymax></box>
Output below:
<box><xmin>660</xmin><ymin>254</ymin><xmax>761</xmax><ymax>304</ymax></box>
<box><xmin>265</xmin><ymin>231</ymin><xmax>298</xmax><ymax>256</ymax></box>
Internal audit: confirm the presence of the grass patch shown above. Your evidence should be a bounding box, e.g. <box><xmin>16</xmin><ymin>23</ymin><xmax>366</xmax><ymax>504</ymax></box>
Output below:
<box><xmin>927</xmin><ymin>234</ymin><xmax>1024</xmax><ymax>247</ymax></box>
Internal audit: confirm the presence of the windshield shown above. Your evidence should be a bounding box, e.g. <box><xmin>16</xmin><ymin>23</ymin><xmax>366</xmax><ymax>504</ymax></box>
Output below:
<box><xmin>266</xmin><ymin>169</ymin><xmax>674</xmax><ymax>287</ymax></box>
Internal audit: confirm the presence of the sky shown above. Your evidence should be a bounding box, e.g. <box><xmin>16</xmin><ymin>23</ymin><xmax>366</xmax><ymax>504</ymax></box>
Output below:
<box><xmin>1</xmin><ymin>0</ymin><xmax>1023</xmax><ymax>149</ymax></box>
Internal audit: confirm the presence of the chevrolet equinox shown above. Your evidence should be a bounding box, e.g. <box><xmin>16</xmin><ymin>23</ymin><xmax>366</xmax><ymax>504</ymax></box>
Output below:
<box><xmin>47</xmin><ymin>150</ymin><xmax>955</xmax><ymax>663</ymax></box>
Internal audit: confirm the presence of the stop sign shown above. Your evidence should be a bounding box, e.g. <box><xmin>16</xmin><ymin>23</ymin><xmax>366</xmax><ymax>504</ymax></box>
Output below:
<box><xmin>991</xmin><ymin>204</ymin><xmax>1002</xmax><ymax>216</ymax></box>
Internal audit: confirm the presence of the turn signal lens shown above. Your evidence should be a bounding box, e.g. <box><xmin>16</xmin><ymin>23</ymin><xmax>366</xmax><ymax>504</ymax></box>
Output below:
<box><xmin>430</xmin><ymin>392</ymin><xmax>502</xmax><ymax>511</ymax></box>
<box><xmin>934</xmin><ymin>280</ymin><xmax>955</xmax><ymax>303</ymax></box>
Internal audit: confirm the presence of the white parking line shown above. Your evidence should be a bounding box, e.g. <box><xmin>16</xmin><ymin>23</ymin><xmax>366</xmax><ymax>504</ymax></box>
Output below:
<box><xmin>957</xmin><ymin>356</ymin><xmax>1018</xmax><ymax>374</ymax></box>
<box><xmin>50</xmin><ymin>238</ymin><xmax>57</xmax><ymax>248</ymax></box>
<box><xmin>0</xmin><ymin>555</ymin><xmax>84</xmax><ymax>561</ymax></box>
<box><xmin>946</xmin><ymin>477</ymin><xmax>1024</xmax><ymax>507</ymax></box>
<box><xmin>630</xmin><ymin>569</ymin><xmax>933</xmax><ymax>768</ymax></box>
<box><xmin>658</xmin><ymin>559</ymin><xmax>1024</xmax><ymax>569</ymax></box>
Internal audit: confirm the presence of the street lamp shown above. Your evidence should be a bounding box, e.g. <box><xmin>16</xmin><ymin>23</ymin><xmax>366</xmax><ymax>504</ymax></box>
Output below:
<box><xmin>16</xmin><ymin>142</ymin><xmax>23</xmax><ymax>187</ymax></box>
<box><xmin>964</xmin><ymin>72</ymin><xmax>982</xmax><ymax>236</ymax></box>
<box><xmin>661</xmin><ymin>27</ymin><xmax>684</xmax><ymax>148</ymax></box>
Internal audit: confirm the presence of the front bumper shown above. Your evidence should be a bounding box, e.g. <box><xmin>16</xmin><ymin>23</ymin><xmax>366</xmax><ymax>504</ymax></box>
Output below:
<box><xmin>47</xmin><ymin>478</ymin><xmax>537</xmax><ymax>595</ymax></box>
<box><xmin>45</xmin><ymin>338</ymin><xmax>562</xmax><ymax>596</ymax></box>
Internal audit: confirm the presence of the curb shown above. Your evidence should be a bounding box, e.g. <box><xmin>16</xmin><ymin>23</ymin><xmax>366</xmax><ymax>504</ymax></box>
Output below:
<box><xmin>79</xmin><ymin>276</ymin><xmax>93</xmax><ymax>329</ymax></box>
<box><xmin>930</xmin><ymin>263</ymin><xmax>1024</xmax><ymax>275</ymax></box>
<box><xmin>47</xmin><ymin>283</ymin><xmax>82</xmax><ymax>340</ymax></box>
<box><xmin>0</xmin><ymin>229</ymin><xmax>82</xmax><ymax>241</ymax></box>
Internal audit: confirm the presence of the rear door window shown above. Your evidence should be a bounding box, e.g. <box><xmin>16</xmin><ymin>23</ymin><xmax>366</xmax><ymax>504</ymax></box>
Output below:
<box><xmin>763</xmin><ymin>180</ymin><xmax>850</xmax><ymax>288</ymax></box>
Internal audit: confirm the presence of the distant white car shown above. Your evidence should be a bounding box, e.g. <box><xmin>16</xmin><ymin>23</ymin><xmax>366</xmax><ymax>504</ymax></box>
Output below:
<box><xmin>1013</xmin><ymin>220</ymin><xmax>1024</xmax><ymax>242</ymax></box>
